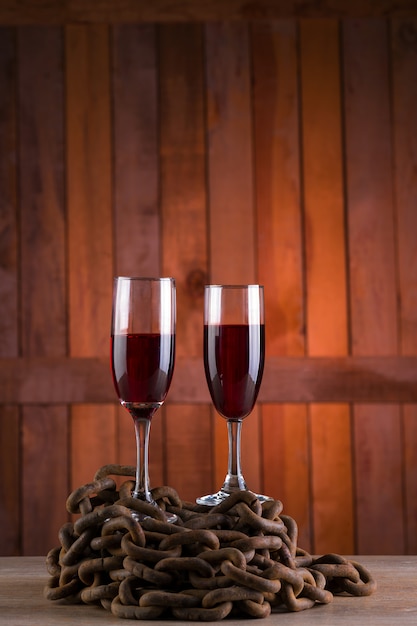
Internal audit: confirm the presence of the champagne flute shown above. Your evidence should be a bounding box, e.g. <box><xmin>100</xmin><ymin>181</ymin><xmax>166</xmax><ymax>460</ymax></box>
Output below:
<box><xmin>197</xmin><ymin>284</ymin><xmax>271</xmax><ymax>506</ymax></box>
<box><xmin>111</xmin><ymin>277</ymin><xmax>176</xmax><ymax>520</ymax></box>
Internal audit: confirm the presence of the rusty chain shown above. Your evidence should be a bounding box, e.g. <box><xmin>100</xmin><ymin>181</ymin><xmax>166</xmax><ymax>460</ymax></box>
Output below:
<box><xmin>44</xmin><ymin>464</ymin><xmax>376</xmax><ymax>620</ymax></box>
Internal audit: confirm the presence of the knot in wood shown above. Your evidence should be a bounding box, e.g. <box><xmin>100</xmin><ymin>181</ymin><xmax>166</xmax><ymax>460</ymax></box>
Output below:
<box><xmin>399</xmin><ymin>21</ymin><xmax>417</xmax><ymax>50</ymax></box>
<box><xmin>186</xmin><ymin>268</ymin><xmax>207</xmax><ymax>298</ymax></box>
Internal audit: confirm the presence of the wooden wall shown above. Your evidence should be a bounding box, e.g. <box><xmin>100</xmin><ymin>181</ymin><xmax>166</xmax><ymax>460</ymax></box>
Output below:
<box><xmin>1</xmin><ymin>7</ymin><xmax>417</xmax><ymax>557</ymax></box>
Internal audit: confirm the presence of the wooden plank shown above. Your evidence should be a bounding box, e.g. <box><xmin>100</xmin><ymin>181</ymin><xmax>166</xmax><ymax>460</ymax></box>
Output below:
<box><xmin>21</xmin><ymin>406</ymin><xmax>68</xmax><ymax>555</ymax></box>
<box><xmin>18</xmin><ymin>27</ymin><xmax>66</xmax><ymax>357</ymax></box>
<box><xmin>205</xmin><ymin>22</ymin><xmax>255</xmax><ymax>285</ymax></box>
<box><xmin>164</xmin><ymin>405</ymin><xmax>212</xmax><ymax>502</ymax></box>
<box><xmin>251</xmin><ymin>20</ymin><xmax>310</xmax><ymax>550</ymax></box>
<box><xmin>0</xmin><ymin>27</ymin><xmax>18</xmax><ymax>357</ymax></box>
<box><xmin>159</xmin><ymin>23</ymin><xmax>211</xmax><ymax>501</ymax></box>
<box><xmin>344</xmin><ymin>18</ymin><xmax>404</xmax><ymax>554</ymax></box>
<box><xmin>205</xmin><ymin>22</ymin><xmax>261</xmax><ymax>495</ymax></box>
<box><xmin>112</xmin><ymin>24</ymin><xmax>160</xmax><ymax>279</ymax></box>
<box><xmin>0</xmin><ymin>27</ymin><xmax>20</xmax><ymax>557</ymax></box>
<box><xmin>111</xmin><ymin>24</ymin><xmax>162</xmax><ymax>484</ymax></box>
<box><xmin>0</xmin><ymin>0</ymin><xmax>417</xmax><ymax>24</ymax></box>
<box><xmin>252</xmin><ymin>20</ymin><xmax>304</xmax><ymax>357</ymax></box>
<box><xmin>17</xmin><ymin>26</ymin><xmax>69</xmax><ymax>555</ymax></box>
<box><xmin>1</xmin><ymin>355</ymin><xmax>417</xmax><ymax>404</ymax></box>
<box><xmin>300</xmin><ymin>20</ymin><xmax>347</xmax><ymax>358</ymax></box>
<box><xmin>66</xmin><ymin>24</ymin><xmax>113</xmax><ymax>357</ymax></box>
<box><xmin>402</xmin><ymin>404</ymin><xmax>417</xmax><ymax>554</ymax></box>
<box><xmin>261</xmin><ymin>404</ymin><xmax>311</xmax><ymax>549</ymax></box>
<box><xmin>66</xmin><ymin>24</ymin><xmax>116</xmax><ymax>490</ymax></box>
<box><xmin>391</xmin><ymin>17</ymin><xmax>417</xmax><ymax>554</ymax></box>
<box><xmin>1</xmin><ymin>555</ymin><xmax>417</xmax><ymax>626</ymax></box>
<box><xmin>300</xmin><ymin>19</ymin><xmax>353</xmax><ymax>555</ymax></box>
<box><xmin>158</xmin><ymin>23</ymin><xmax>207</xmax><ymax>365</ymax></box>
<box><xmin>0</xmin><ymin>406</ymin><xmax>19</xmax><ymax>556</ymax></box>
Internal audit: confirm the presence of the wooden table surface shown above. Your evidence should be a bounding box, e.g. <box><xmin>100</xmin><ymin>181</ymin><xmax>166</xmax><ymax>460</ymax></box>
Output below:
<box><xmin>0</xmin><ymin>556</ymin><xmax>416</xmax><ymax>625</ymax></box>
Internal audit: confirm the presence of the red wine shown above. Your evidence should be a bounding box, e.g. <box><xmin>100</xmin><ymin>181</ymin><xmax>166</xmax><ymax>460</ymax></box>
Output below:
<box><xmin>204</xmin><ymin>323</ymin><xmax>265</xmax><ymax>420</ymax></box>
<box><xmin>111</xmin><ymin>333</ymin><xmax>175</xmax><ymax>407</ymax></box>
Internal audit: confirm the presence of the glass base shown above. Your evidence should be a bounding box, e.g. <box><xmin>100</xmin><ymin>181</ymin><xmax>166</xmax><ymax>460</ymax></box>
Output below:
<box><xmin>196</xmin><ymin>489</ymin><xmax>273</xmax><ymax>507</ymax></box>
<box><xmin>128</xmin><ymin>492</ymin><xmax>178</xmax><ymax>524</ymax></box>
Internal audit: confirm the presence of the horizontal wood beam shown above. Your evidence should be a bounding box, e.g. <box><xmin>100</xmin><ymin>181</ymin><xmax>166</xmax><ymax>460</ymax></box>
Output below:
<box><xmin>1</xmin><ymin>356</ymin><xmax>416</xmax><ymax>404</ymax></box>
<box><xmin>0</xmin><ymin>1</ymin><xmax>416</xmax><ymax>24</ymax></box>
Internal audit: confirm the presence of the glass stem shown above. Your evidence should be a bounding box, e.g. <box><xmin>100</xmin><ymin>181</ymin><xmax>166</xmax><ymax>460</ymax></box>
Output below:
<box><xmin>222</xmin><ymin>419</ymin><xmax>247</xmax><ymax>493</ymax></box>
<box><xmin>132</xmin><ymin>417</ymin><xmax>153</xmax><ymax>502</ymax></box>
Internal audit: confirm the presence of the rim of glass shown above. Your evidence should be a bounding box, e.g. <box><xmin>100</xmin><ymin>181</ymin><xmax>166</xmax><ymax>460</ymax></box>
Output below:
<box><xmin>205</xmin><ymin>284</ymin><xmax>263</xmax><ymax>289</ymax></box>
<box><xmin>114</xmin><ymin>276</ymin><xmax>175</xmax><ymax>281</ymax></box>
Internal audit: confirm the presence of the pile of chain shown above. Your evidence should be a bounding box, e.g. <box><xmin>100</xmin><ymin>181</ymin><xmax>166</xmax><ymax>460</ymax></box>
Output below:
<box><xmin>45</xmin><ymin>464</ymin><xmax>376</xmax><ymax>620</ymax></box>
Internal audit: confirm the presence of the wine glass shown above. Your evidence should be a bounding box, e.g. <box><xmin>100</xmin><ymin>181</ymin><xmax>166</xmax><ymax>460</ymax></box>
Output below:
<box><xmin>197</xmin><ymin>284</ymin><xmax>271</xmax><ymax>506</ymax></box>
<box><xmin>111</xmin><ymin>277</ymin><xmax>176</xmax><ymax>520</ymax></box>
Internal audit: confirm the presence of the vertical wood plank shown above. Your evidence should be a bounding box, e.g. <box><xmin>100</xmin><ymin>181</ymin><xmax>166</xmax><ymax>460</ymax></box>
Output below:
<box><xmin>18</xmin><ymin>26</ymin><xmax>68</xmax><ymax>554</ymax></box>
<box><xmin>252</xmin><ymin>20</ymin><xmax>304</xmax><ymax>357</ymax></box>
<box><xmin>22</xmin><ymin>406</ymin><xmax>68</xmax><ymax>554</ymax></box>
<box><xmin>262</xmin><ymin>404</ymin><xmax>311</xmax><ymax>548</ymax></box>
<box><xmin>205</xmin><ymin>22</ymin><xmax>256</xmax><ymax>285</ymax></box>
<box><xmin>112</xmin><ymin>24</ymin><xmax>162</xmax><ymax>483</ymax></box>
<box><xmin>0</xmin><ymin>407</ymin><xmax>19</xmax><ymax>555</ymax></box>
<box><xmin>252</xmin><ymin>20</ymin><xmax>311</xmax><ymax>551</ymax></box>
<box><xmin>112</xmin><ymin>24</ymin><xmax>160</xmax><ymax>279</ymax></box>
<box><xmin>300</xmin><ymin>19</ymin><xmax>353</xmax><ymax>554</ymax></box>
<box><xmin>159</xmin><ymin>23</ymin><xmax>211</xmax><ymax>501</ymax></box>
<box><xmin>402</xmin><ymin>408</ymin><xmax>417</xmax><ymax>554</ymax></box>
<box><xmin>0</xmin><ymin>27</ymin><xmax>20</xmax><ymax>556</ymax></box>
<box><xmin>344</xmin><ymin>18</ymin><xmax>404</xmax><ymax>554</ymax></box>
<box><xmin>391</xmin><ymin>17</ymin><xmax>417</xmax><ymax>554</ymax></box>
<box><xmin>19</xmin><ymin>27</ymin><xmax>66</xmax><ymax>357</ymax></box>
<box><xmin>205</xmin><ymin>22</ymin><xmax>261</xmax><ymax>496</ymax></box>
<box><xmin>0</xmin><ymin>28</ymin><xmax>18</xmax><ymax>358</ymax></box>
<box><xmin>66</xmin><ymin>24</ymin><xmax>116</xmax><ymax>489</ymax></box>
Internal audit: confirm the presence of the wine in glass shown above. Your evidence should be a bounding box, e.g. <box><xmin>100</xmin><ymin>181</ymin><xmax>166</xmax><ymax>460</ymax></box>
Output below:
<box><xmin>197</xmin><ymin>284</ymin><xmax>271</xmax><ymax>506</ymax></box>
<box><xmin>111</xmin><ymin>277</ymin><xmax>176</xmax><ymax>520</ymax></box>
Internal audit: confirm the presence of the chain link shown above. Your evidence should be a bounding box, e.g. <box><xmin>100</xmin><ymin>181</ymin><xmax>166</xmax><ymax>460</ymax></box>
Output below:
<box><xmin>44</xmin><ymin>464</ymin><xmax>377</xmax><ymax>620</ymax></box>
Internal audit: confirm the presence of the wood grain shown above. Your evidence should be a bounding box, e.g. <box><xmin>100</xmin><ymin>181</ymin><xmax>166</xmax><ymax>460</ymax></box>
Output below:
<box><xmin>159</xmin><ymin>23</ymin><xmax>207</xmax><ymax>357</ymax></box>
<box><xmin>0</xmin><ymin>15</ymin><xmax>416</xmax><ymax>558</ymax></box>
<box><xmin>391</xmin><ymin>17</ymin><xmax>417</xmax><ymax>554</ymax></box>
<box><xmin>159</xmin><ymin>24</ymin><xmax>211</xmax><ymax>500</ymax></box>
<box><xmin>66</xmin><ymin>24</ymin><xmax>116</xmax><ymax>490</ymax></box>
<box><xmin>18</xmin><ymin>26</ymin><xmax>66</xmax><ymax>358</ymax></box>
<box><xmin>0</xmin><ymin>406</ymin><xmax>20</xmax><ymax>555</ymax></box>
<box><xmin>252</xmin><ymin>20</ymin><xmax>304</xmax><ymax>359</ymax></box>
<box><xmin>344</xmin><ymin>19</ymin><xmax>404</xmax><ymax>554</ymax></box>
<box><xmin>0</xmin><ymin>27</ymin><xmax>19</xmax><ymax>556</ymax></box>
<box><xmin>300</xmin><ymin>19</ymin><xmax>353</xmax><ymax>555</ymax></box>
<box><xmin>0</xmin><ymin>0</ymin><xmax>417</xmax><ymax>24</ymax></box>
<box><xmin>1</xmin><ymin>555</ymin><xmax>417</xmax><ymax>624</ymax></box>
<box><xmin>252</xmin><ymin>20</ymin><xmax>310</xmax><ymax>550</ymax></box>
<box><xmin>0</xmin><ymin>27</ymin><xmax>18</xmax><ymax>357</ymax></box>
<box><xmin>66</xmin><ymin>24</ymin><xmax>113</xmax><ymax>358</ymax></box>
<box><xmin>261</xmin><ymin>404</ymin><xmax>311</xmax><ymax>549</ymax></box>
<box><xmin>18</xmin><ymin>26</ymin><xmax>68</xmax><ymax>555</ymax></box>
<box><xmin>1</xmin><ymin>355</ymin><xmax>417</xmax><ymax>404</ymax></box>
<box><xmin>112</xmin><ymin>24</ymin><xmax>160</xmax><ymax>279</ymax></box>
<box><xmin>21</xmin><ymin>406</ymin><xmax>68</xmax><ymax>556</ymax></box>
<box><xmin>205</xmin><ymin>22</ymin><xmax>255</xmax><ymax>286</ymax></box>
